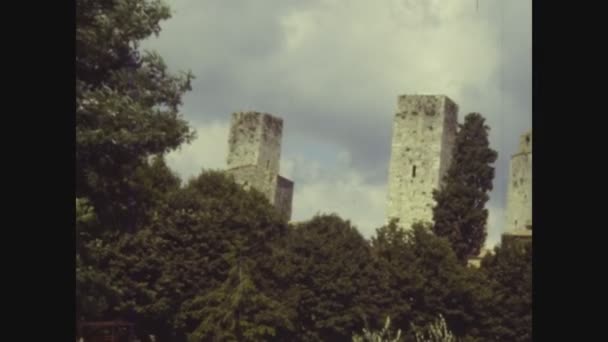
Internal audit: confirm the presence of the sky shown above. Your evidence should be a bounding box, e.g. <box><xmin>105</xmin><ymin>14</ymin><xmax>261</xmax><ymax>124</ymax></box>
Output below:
<box><xmin>142</xmin><ymin>0</ymin><xmax>531</xmax><ymax>247</ymax></box>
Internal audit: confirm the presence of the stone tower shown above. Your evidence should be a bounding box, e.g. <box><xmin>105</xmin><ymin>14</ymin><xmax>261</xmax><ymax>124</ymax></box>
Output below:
<box><xmin>386</xmin><ymin>95</ymin><xmax>458</xmax><ymax>230</ymax></box>
<box><xmin>504</xmin><ymin>130</ymin><xmax>532</xmax><ymax>233</ymax></box>
<box><xmin>225</xmin><ymin>111</ymin><xmax>294</xmax><ymax>220</ymax></box>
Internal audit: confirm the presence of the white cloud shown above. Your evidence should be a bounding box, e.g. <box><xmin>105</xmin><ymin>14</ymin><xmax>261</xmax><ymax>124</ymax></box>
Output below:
<box><xmin>283</xmin><ymin>150</ymin><xmax>387</xmax><ymax>238</ymax></box>
<box><xmin>165</xmin><ymin>120</ymin><xmax>229</xmax><ymax>182</ymax></box>
<box><xmin>274</xmin><ymin>0</ymin><xmax>499</xmax><ymax>111</ymax></box>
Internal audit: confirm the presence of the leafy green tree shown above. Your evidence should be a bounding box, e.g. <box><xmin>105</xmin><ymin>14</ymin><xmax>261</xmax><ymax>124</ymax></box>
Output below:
<box><xmin>273</xmin><ymin>214</ymin><xmax>387</xmax><ymax>342</ymax></box>
<box><xmin>183</xmin><ymin>246</ymin><xmax>293</xmax><ymax>342</ymax></box>
<box><xmin>371</xmin><ymin>222</ymin><xmax>494</xmax><ymax>341</ymax></box>
<box><xmin>432</xmin><ymin>113</ymin><xmax>498</xmax><ymax>262</ymax></box>
<box><xmin>76</xmin><ymin>0</ymin><xmax>194</xmax><ymax>230</ymax></box>
<box><xmin>479</xmin><ymin>240</ymin><xmax>532</xmax><ymax>342</ymax></box>
<box><xmin>76</xmin><ymin>198</ymin><xmax>121</xmax><ymax>320</ymax></box>
<box><xmin>370</xmin><ymin>220</ymin><xmax>424</xmax><ymax>330</ymax></box>
<box><xmin>129</xmin><ymin>155</ymin><xmax>182</xmax><ymax>226</ymax></box>
<box><xmin>105</xmin><ymin>171</ymin><xmax>289</xmax><ymax>340</ymax></box>
<box><xmin>75</xmin><ymin>156</ymin><xmax>182</xmax><ymax>325</ymax></box>
<box><xmin>373</xmin><ymin>223</ymin><xmax>463</xmax><ymax>336</ymax></box>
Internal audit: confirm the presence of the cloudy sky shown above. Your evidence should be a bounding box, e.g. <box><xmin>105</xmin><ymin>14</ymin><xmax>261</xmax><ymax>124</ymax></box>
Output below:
<box><xmin>142</xmin><ymin>0</ymin><xmax>531</xmax><ymax>247</ymax></box>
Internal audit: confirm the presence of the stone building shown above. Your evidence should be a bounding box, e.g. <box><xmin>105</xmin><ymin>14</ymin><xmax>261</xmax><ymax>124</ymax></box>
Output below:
<box><xmin>225</xmin><ymin>111</ymin><xmax>294</xmax><ymax>220</ymax></box>
<box><xmin>502</xmin><ymin>130</ymin><xmax>532</xmax><ymax>243</ymax></box>
<box><xmin>386</xmin><ymin>95</ymin><xmax>458</xmax><ymax>230</ymax></box>
<box><xmin>505</xmin><ymin>131</ymin><xmax>532</xmax><ymax>231</ymax></box>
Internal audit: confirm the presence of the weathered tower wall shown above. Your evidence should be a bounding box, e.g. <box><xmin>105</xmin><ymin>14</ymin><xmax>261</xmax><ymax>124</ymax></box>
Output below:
<box><xmin>227</xmin><ymin>112</ymin><xmax>282</xmax><ymax>175</ymax></box>
<box><xmin>386</xmin><ymin>95</ymin><xmax>458</xmax><ymax>230</ymax></box>
<box><xmin>225</xmin><ymin>111</ymin><xmax>293</xmax><ymax>220</ymax></box>
<box><xmin>505</xmin><ymin>131</ymin><xmax>532</xmax><ymax>231</ymax></box>
<box><xmin>226</xmin><ymin>112</ymin><xmax>282</xmax><ymax>204</ymax></box>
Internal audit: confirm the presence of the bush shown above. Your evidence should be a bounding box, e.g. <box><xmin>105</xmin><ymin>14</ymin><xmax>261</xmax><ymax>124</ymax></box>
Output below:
<box><xmin>353</xmin><ymin>316</ymin><xmax>402</xmax><ymax>342</ymax></box>
<box><xmin>411</xmin><ymin>315</ymin><xmax>456</xmax><ymax>342</ymax></box>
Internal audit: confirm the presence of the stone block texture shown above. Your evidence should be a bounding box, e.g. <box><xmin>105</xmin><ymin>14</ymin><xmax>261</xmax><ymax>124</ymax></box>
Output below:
<box><xmin>225</xmin><ymin>111</ymin><xmax>294</xmax><ymax>220</ymax></box>
<box><xmin>505</xmin><ymin>130</ymin><xmax>532</xmax><ymax>232</ymax></box>
<box><xmin>386</xmin><ymin>95</ymin><xmax>458</xmax><ymax>230</ymax></box>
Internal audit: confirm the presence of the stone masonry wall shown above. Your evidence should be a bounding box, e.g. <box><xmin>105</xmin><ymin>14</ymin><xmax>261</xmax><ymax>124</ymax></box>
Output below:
<box><xmin>505</xmin><ymin>131</ymin><xmax>532</xmax><ymax>231</ymax></box>
<box><xmin>226</xmin><ymin>112</ymin><xmax>283</xmax><ymax>204</ymax></box>
<box><xmin>227</xmin><ymin>112</ymin><xmax>263</xmax><ymax>169</ymax></box>
<box><xmin>257</xmin><ymin>114</ymin><xmax>283</xmax><ymax>176</ymax></box>
<box><xmin>226</xmin><ymin>165</ymin><xmax>277</xmax><ymax>205</ymax></box>
<box><xmin>386</xmin><ymin>95</ymin><xmax>458</xmax><ymax>230</ymax></box>
<box><xmin>225</xmin><ymin>111</ymin><xmax>293</xmax><ymax>220</ymax></box>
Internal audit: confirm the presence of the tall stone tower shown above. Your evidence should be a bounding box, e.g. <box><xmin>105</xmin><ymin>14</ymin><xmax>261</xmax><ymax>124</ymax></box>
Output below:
<box><xmin>225</xmin><ymin>111</ymin><xmax>294</xmax><ymax>220</ymax></box>
<box><xmin>504</xmin><ymin>130</ymin><xmax>532</xmax><ymax>234</ymax></box>
<box><xmin>386</xmin><ymin>95</ymin><xmax>458</xmax><ymax>230</ymax></box>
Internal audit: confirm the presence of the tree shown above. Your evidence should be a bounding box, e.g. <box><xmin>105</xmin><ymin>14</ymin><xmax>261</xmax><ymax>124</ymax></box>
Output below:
<box><xmin>104</xmin><ymin>171</ymin><xmax>289</xmax><ymax>340</ymax></box>
<box><xmin>372</xmin><ymin>222</ymin><xmax>464</xmax><ymax>332</ymax></box>
<box><xmin>273</xmin><ymin>214</ymin><xmax>386</xmax><ymax>342</ymax></box>
<box><xmin>370</xmin><ymin>220</ymin><xmax>424</xmax><ymax>331</ymax></box>
<box><xmin>128</xmin><ymin>155</ymin><xmax>182</xmax><ymax>227</ymax></box>
<box><xmin>76</xmin><ymin>198</ymin><xmax>122</xmax><ymax>320</ymax></box>
<box><xmin>76</xmin><ymin>0</ymin><xmax>195</xmax><ymax>231</ymax></box>
<box><xmin>75</xmin><ymin>156</ymin><xmax>182</xmax><ymax>327</ymax></box>
<box><xmin>479</xmin><ymin>240</ymin><xmax>532</xmax><ymax>342</ymax></box>
<box><xmin>371</xmin><ymin>222</ymin><xmax>494</xmax><ymax>341</ymax></box>
<box><xmin>432</xmin><ymin>113</ymin><xmax>498</xmax><ymax>262</ymax></box>
<box><xmin>183</xmin><ymin>246</ymin><xmax>293</xmax><ymax>342</ymax></box>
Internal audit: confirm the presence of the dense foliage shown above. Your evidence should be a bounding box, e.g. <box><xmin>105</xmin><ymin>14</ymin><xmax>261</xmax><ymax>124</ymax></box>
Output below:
<box><xmin>479</xmin><ymin>240</ymin><xmax>533</xmax><ymax>341</ymax></box>
<box><xmin>371</xmin><ymin>222</ymin><xmax>497</xmax><ymax>341</ymax></box>
<box><xmin>76</xmin><ymin>0</ymin><xmax>194</xmax><ymax>231</ymax></box>
<box><xmin>270</xmin><ymin>215</ymin><xmax>388</xmax><ymax>341</ymax></box>
<box><xmin>76</xmin><ymin>1</ymin><xmax>531</xmax><ymax>341</ymax></box>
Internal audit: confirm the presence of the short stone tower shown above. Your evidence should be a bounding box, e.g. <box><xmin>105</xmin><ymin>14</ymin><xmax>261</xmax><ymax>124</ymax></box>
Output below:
<box><xmin>504</xmin><ymin>130</ymin><xmax>532</xmax><ymax>238</ymax></box>
<box><xmin>386</xmin><ymin>95</ymin><xmax>458</xmax><ymax>230</ymax></box>
<box><xmin>225</xmin><ymin>111</ymin><xmax>294</xmax><ymax>220</ymax></box>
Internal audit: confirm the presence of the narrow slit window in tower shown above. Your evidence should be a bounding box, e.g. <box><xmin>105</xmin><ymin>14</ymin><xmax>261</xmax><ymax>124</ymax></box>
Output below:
<box><xmin>266</xmin><ymin>160</ymin><xmax>270</xmax><ymax>169</ymax></box>
<box><xmin>412</xmin><ymin>165</ymin><xmax>417</xmax><ymax>178</ymax></box>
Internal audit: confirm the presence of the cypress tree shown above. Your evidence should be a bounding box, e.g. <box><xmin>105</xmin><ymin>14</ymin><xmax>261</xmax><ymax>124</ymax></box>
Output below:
<box><xmin>432</xmin><ymin>113</ymin><xmax>498</xmax><ymax>262</ymax></box>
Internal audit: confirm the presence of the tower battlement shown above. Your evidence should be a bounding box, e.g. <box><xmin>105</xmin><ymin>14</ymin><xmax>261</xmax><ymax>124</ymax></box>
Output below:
<box><xmin>227</xmin><ymin>111</ymin><xmax>283</xmax><ymax>172</ymax></box>
<box><xmin>397</xmin><ymin>94</ymin><xmax>458</xmax><ymax>115</ymax></box>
